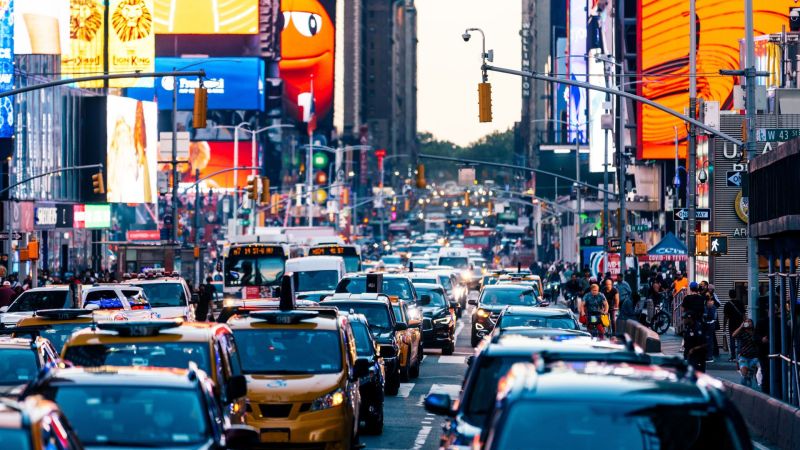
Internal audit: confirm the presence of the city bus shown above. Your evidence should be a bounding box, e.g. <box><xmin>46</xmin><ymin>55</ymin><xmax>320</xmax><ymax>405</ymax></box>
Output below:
<box><xmin>463</xmin><ymin>227</ymin><xmax>493</xmax><ymax>254</ymax></box>
<box><xmin>222</xmin><ymin>237</ymin><xmax>290</xmax><ymax>299</ymax></box>
<box><xmin>307</xmin><ymin>244</ymin><xmax>362</xmax><ymax>273</ymax></box>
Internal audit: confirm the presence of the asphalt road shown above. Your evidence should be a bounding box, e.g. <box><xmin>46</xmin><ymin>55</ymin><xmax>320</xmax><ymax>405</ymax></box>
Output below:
<box><xmin>361</xmin><ymin>295</ymin><xmax>475</xmax><ymax>450</ymax></box>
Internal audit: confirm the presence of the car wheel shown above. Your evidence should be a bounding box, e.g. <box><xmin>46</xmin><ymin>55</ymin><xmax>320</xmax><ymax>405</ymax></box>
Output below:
<box><xmin>399</xmin><ymin>361</ymin><xmax>410</xmax><ymax>382</ymax></box>
<box><xmin>442</xmin><ymin>340</ymin><xmax>455</xmax><ymax>355</ymax></box>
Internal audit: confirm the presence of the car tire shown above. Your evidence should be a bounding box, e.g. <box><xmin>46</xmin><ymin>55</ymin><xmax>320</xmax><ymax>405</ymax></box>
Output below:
<box><xmin>385</xmin><ymin>371</ymin><xmax>400</xmax><ymax>396</ymax></box>
<box><xmin>399</xmin><ymin>361</ymin><xmax>410</xmax><ymax>382</ymax></box>
<box><xmin>442</xmin><ymin>340</ymin><xmax>455</xmax><ymax>355</ymax></box>
<box><xmin>363</xmin><ymin>404</ymin><xmax>384</xmax><ymax>435</ymax></box>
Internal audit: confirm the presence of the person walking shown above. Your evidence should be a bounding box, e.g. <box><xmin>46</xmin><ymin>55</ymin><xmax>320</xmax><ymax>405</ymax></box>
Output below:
<box><xmin>682</xmin><ymin>311</ymin><xmax>708</xmax><ymax>373</ymax></box>
<box><xmin>0</xmin><ymin>281</ymin><xmax>16</xmax><ymax>308</ymax></box>
<box><xmin>723</xmin><ymin>289</ymin><xmax>745</xmax><ymax>362</ymax></box>
<box><xmin>732</xmin><ymin>318</ymin><xmax>759</xmax><ymax>388</ymax></box>
<box><xmin>681</xmin><ymin>282</ymin><xmax>706</xmax><ymax>320</ymax></box>
<box><xmin>195</xmin><ymin>276</ymin><xmax>215</xmax><ymax>322</ymax></box>
<box><xmin>703</xmin><ymin>296</ymin><xmax>719</xmax><ymax>362</ymax></box>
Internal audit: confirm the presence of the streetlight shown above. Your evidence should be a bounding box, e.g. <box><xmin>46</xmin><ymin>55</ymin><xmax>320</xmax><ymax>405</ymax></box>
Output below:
<box><xmin>698</xmin><ymin>161</ymin><xmax>711</xmax><ymax>184</ymax></box>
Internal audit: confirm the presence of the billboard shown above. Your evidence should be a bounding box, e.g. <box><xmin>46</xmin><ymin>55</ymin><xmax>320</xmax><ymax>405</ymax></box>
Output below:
<box><xmin>0</xmin><ymin>0</ymin><xmax>13</xmax><ymax>139</ymax></box>
<box><xmin>567</xmin><ymin>0</ymin><xmax>588</xmax><ymax>144</ymax></box>
<box><xmin>588</xmin><ymin>49</ymin><xmax>614</xmax><ymax>173</ymax></box>
<box><xmin>638</xmin><ymin>0</ymin><xmax>796</xmax><ymax>159</ymax></box>
<box><xmin>62</xmin><ymin>0</ymin><xmax>106</xmax><ymax>88</ymax></box>
<box><xmin>176</xmin><ymin>141</ymin><xmax>255</xmax><ymax>189</ymax></box>
<box><xmin>14</xmin><ymin>0</ymin><xmax>70</xmax><ymax>55</ymax></box>
<box><xmin>107</xmin><ymin>0</ymin><xmax>154</xmax><ymax>88</ymax></box>
<box><xmin>153</xmin><ymin>0</ymin><xmax>258</xmax><ymax>34</ymax></box>
<box><xmin>281</xmin><ymin>0</ymin><xmax>335</xmax><ymax>127</ymax></box>
<box><xmin>127</xmin><ymin>57</ymin><xmax>266</xmax><ymax>111</ymax></box>
<box><xmin>106</xmin><ymin>96</ymin><xmax>158</xmax><ymax>203</ymax></box>
<box><xmin>74</xmin><ymin>204</ymin><xmax>111</xmax><ymax>228</ymax></box>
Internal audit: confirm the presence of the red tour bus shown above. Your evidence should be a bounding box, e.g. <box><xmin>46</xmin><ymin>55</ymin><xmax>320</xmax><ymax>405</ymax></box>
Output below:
<box><xmin>463</xmin><ymin>227</ymin><xmax>493</xmax><ymax>252</ymax></box>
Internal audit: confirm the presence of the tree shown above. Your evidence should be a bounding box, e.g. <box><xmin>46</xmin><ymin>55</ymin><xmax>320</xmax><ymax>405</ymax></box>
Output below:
<box><xmin>418</xmin><ymin>128</ymin><xmax>514</xmax><ymax>182</ymax></box>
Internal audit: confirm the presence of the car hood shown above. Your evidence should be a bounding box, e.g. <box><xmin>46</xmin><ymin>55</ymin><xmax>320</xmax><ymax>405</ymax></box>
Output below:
<box><xmin>422</xmin><ymin>306</ymin><xmax>448</xmax><ymax>317</ymax></box>
<box><xmin>245</xmin><ymin>373</ymin><xmax>344</xmax><ymax>402</ymax></box>
<box><xmin>86</xmin><ymin>442</ymin><xmax>213</xmax><ymax>450</ymax></box>
<box><xmin>475</xmin><ymin>304</ymin><xmax>507</xmax><ymax>313</ymax></box>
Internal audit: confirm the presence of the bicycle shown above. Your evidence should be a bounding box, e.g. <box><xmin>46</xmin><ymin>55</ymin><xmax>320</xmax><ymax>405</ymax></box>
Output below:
<box><xmin>640</xmin><ymin>293</ymin><xmax>671</xmax><ymax>335</ymax></box>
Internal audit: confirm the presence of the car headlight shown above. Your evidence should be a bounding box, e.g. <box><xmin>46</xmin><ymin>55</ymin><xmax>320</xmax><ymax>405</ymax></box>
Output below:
<box><xmin>310</xmin><ymin>388</ymin><xmax>345</xmax><ymax>411</ymax></box>
<box><xmin>434</xmin><ymin>316</ymin><xmax>451</xmax><ymax>324</ymax></box>
<box><xmin>476</xmin><ymin>308</ymin><xmax>490</xmax><ymax>318</ymax></box>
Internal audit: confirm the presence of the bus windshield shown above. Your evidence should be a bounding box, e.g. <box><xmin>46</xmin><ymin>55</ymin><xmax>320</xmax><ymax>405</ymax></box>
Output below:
<box><xmin>225</xmin><ymin>255</ymin><xmax>285</xmax><ymax>287</ymax></box>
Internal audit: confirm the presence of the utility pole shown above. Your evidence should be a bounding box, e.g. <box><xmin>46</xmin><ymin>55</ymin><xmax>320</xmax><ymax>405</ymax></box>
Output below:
<box><xmin>575</xmin><ymin>137</ymin><xmax>581</xmax><ymax>266</ymax></box>
<box><xmin>617</xmin><ymin>0</ymin><xmax>628</xmax><ymax>277</ymax></box>
<box><xmin>687</xmin><ymin>0</ymin><xmax>698</xmax><ymax>281</ymax></box>
<box><xmin>194</xmin><ymin>169</ymin><xmax>201</xmax><ymax>289</ymax></box>
<box><xmin>307</xmin><ymin>133</ymin><xmax>314</xmax><ymax>227</ymax></box>
<box><xmin>171</xmin><ymin>70</ymin><xmax>179</xmax><ymax>244</ymax></box>
<box><xmin>745</xmin><ymin>0</ymin><xmax>759</xmax><ymax>321</ymax></box>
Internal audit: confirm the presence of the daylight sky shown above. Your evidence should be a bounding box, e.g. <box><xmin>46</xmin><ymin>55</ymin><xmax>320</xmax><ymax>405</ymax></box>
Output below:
<box><xmin>416</xmin><ymin>0</ymin><xmax>522</xmax><ymax>146</ymax></box>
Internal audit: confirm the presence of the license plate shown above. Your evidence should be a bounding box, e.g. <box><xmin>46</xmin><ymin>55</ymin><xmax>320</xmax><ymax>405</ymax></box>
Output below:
<box><xmin>261</xmin><ymin>431</ymin><xmax>290</xmax><ymax>443</ymax></box>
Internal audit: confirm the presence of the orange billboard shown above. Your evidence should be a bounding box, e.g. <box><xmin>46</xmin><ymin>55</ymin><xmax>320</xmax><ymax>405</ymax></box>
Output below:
<box><xmin>153</xmin><ymin>0</ymin><xmax>258</xmax><ymax>34</ymax></box>
<box><xmin>638</xmin><ymin>0</ymin><xmax>795</xmax><ymax>159</ymax></box>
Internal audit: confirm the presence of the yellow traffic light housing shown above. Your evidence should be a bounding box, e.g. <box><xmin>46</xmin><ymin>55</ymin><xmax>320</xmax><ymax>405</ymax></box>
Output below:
<box><xmin>478</xmin><ymin>82</ymin><xmax>492</xmax><ymax>123</ymax></box>
<box><xmin>92</xmin><ymin>171</ymin><xmax>105</xmax><ymax>195</ymax></box>
<box><xmin>416</xmin><ymin>164</ymin><xmax>426</xmax><ymax>189</ymax></box>
<box><xmin>260</xmin><ymin>176</ymin><xmax>270</xmax><ymax>204</ymax></box>
<box><xmin>246</xmin><ymin>177</ymin><xmax>258</xmax><ymax>201</ymax></box>
<box><xmin>193</xmin><ymin>87</ymin><xmax>208</xmax><ymax>129</ymax></box>
<box><xmin>696</xmin><ymin>233</ymin><xmax>709</xmax><ymax>256</ymax></box>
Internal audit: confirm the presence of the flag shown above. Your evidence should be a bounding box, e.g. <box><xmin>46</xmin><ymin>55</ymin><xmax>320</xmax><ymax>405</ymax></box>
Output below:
<box><xmin>304</xmin><ymin>76</ymin><xmax>317</xmax><ymax>136</ymax></box>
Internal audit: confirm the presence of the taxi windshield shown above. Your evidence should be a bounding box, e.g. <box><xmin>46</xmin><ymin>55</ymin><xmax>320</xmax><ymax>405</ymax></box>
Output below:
<box><xmin>132</xmin><ymin>283</ymin><xmax>186</xmax><ymax>307</ymax></box>
<box><xmin>234</xmin><ymin>329</ymin><xmax>342</xmax><ymax>374</ymax></box>
<box><xmin>62</xmin><ymin>343</ymin><xmax>211</xmax><ymax>374</ymax></box>
<box><xmin>336</xmin><ymin>278</ymin><xmax>415</xmax><ymax>301</ymax></box>
<box><xmin>331</xmin><ymin>303</ymin><xmax>392</xmax><ymax>330</ymax></box>
<box><xmin>7</xmin><ymin>290</ymin><xmax>69</xmax><ymax>312</ymax></box>
<box><xmin>417</xmin><ymin>288</ymin><xmax>448</xmax><ymax>308</ymax></box>
<box><xmin>438</xmin><ymin>257</ymin><xmax>469</xmax><ymax>268</ymax></box>
<box><xmin>0</xmin><ymin>349</ymin><xmax>38</xmax><ymax>385</ymax></box>
<box><xmin>27</xmin><ymin>323</ymin><xmax>89</xmax><ymax>353</ymax></box>
<box><xmin>0</xmin><ymin>429</ymin><xmax>31</xmax><ymax>450</ymax></box>
<box><xmin>54</xmin><ymin>386</ymin><xmax>209</xmax><ymax>446</ymax></box>
<box><xmin>296</xmin><ymin>270</ymin><xmax>340</xmax><ymax>292</ymax></box>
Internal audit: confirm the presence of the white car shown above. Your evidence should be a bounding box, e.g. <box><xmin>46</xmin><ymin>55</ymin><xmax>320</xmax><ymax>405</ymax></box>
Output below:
<box><xmin>0</xmin><ymin>284</ymin><xmax>157</xmax><ymax>327</ymax></box>
<box><xmin>124</xmin><ymin>276</ymin><xmax>196</xmax><ymax>320</ymax></box>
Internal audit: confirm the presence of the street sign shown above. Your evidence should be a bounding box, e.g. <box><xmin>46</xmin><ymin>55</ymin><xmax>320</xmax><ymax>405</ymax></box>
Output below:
<box><xmin>628</xmin><ymin>224</ymin><xmax>650</xmax><ymax>232</ymax></box>
<box><xmin>709</xmin><ymin>235</ymin><xmax>728</xmax><ymax>256</ymax></box>
<box><xmin>673</xmin><ymin>208</ymin><xmax>711</xmax><ymax>221</ymax></box>
<box><xmin>756</xmin><ymin>128</ymin><xmax>800</xmax><ymax>142</ymax></box>
<box><xmin>726</xmin><ymin>170</ymin><xmax>743</xmax><ymax>187</ymax></box>
<box><xmin>0</xmin><ymin>232</ymin><xmax>23</xmax><ymax>240</ymax></box>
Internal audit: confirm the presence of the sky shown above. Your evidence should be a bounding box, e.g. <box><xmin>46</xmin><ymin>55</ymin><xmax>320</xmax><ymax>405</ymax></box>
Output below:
<box><xmin>416</xmin><ymin>0</ymin><xmax>521</xmax><ymax>146</ymax></box>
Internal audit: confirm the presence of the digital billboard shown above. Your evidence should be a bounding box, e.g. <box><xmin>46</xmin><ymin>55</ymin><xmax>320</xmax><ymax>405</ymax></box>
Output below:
<box><xmin>62</xmin><ymin>0</ymin><xmax>106</xmax><ymax>88</ymax></box>
<box><xmin>638</xmin><ymin>0</ymin><xmax>796</xmax><ymax>159</ymax></box>
<box><xmin>74</xmin><ymin>204</ymin><xmax>111</xmax><ymax>228</ymax></box>
<box><xmin>0</xmin><ymin>0</ymin><xmax>13</xmax><ymax>139</ymax></box>
<box><xmin>152</xmin><ymin>0</ymin><xmax>258</xmax><ymax>34</ymax></box>
<box><xmin>107</xmin><ymin>0</ymin><xmax>154</xmax><ymax>88</ymax></box>
<box><xmin>567</xmin><ymin>0</ymin><xmax>588</xmax><ymax>144</ymax></box>
<box><xmin>175</xmin><ymin>141</ymin><xmax>255</xmax><ymax>190</ymax></box>
<box><xmin>14</xmin><ymin>0</ymin><xmax>70</xmax><ymax>55</ymax></box>
<box><xmin>106</xmin><ymin>96</ymin><xmax>158</xmax><ymax>204</ymax></box>
<box><xmin>588</xmin><ymin>49</ymin><xmax>614</xmax><ymax>173</ymax></box>
<box><xmin>281</xmin><ymin>0</ymin><xmax>335</xmax><ymax>127</ymax></box>
<box><xmin>127</xmin><ymin>57</ymin><xmax>266</xmax><ymax>111</ymax></box>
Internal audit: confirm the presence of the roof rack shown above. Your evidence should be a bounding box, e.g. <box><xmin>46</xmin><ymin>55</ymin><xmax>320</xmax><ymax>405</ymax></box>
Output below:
<box><xmin>34</xmin><ymin>309</ymin><xmax>94</xmax><ymax>320</ymax></box>
<box><xmin>96</xmin><ymin>319</ymin><xmax>183</xmax><ymax>337</ymax></box>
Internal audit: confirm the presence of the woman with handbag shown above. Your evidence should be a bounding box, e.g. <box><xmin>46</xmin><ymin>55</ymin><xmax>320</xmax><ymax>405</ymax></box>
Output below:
<box><xmin>581</xmin><ymin>283</ymin><xmax>609</xmax><ymax>339</ymax></box>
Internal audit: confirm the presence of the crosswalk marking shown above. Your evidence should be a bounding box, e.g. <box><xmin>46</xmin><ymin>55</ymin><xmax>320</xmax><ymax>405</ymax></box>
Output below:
<box><xmin>397</xmin><ymin>383</ymin><xmax>415</xmax><ymax>398</ymax></box>
<box><xmin>428</xmin><ymin>383</ymin><xmax>461</xmax><ymax>398</ymax></box>
<box><xmin>437</xmin><ymin>355</ymin><xmax>466</xmax><ymax>364</ymax></box>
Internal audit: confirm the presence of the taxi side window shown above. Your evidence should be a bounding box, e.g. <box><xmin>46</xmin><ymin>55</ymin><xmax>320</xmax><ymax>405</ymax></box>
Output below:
<box><xmin>401</xmin><ymin>303</ymin><xmax>411</xmax><ymax>322</ymax></box>
<box><xmin>342</xmin><ymin>322</ymin><xmax>357</xmax><ymax>368</ymax></box>
<box><xmin>222</xmin><ymin>333</ymin><xmax>243</xmax><ymax>376</ymax></box>
<box><xmin>84</xmin><ymin>290</ymin><xmax>118</xmax><ymax>302</ymax></box>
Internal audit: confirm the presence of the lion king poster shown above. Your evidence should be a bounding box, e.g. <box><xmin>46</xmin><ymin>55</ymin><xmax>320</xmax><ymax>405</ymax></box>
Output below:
<box><xmin>108</xmin><ymin>0</ymin><xmax>154</xmax><ymax>88</ymax></box>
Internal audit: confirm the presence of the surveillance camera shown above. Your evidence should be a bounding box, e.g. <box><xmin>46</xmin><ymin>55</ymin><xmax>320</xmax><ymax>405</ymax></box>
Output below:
<box><xmin>462</xmin><ymin>32</ymin><xmax>471</xmax><ymax>42</ymax></box>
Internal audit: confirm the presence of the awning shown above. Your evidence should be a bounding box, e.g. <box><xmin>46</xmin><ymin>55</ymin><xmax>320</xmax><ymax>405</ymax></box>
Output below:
<box><xmin>638</xmin><ymin>232</ymin><xmax>688</xmax><ymax>262</ymax></box>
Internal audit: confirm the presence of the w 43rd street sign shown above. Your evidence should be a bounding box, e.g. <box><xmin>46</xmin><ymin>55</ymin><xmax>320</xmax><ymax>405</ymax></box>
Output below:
<box><xmin>756</xmin><ymin>128</ymin><xmax>800</xmax><ymax>142</ymax></box>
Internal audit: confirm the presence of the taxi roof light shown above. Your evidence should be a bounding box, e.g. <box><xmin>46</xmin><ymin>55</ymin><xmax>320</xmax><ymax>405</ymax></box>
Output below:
<box><xmin>34</xmin><ymin>309</ymin><xmax>94</xmax><ymax>320</ymax></box>
<box><xmin>96</xmin><ymin>319</ymin><xmax>183</xmax><ymax>337</ymax></box>
<box><xmin>249</xmin><ymin>310</ymin><xmax>320</xmax><ymax>324</ymax></box>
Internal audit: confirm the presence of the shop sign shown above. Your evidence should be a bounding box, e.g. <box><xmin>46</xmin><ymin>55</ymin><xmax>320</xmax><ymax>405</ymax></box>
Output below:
<box><xmin>74</xmin><ymin>204</ymin><xmax>111</xmax><ymax>229</ymax></box>
<box><xmin>34</xmin><ymin>204</ymin><xmax>58</xmax><ymax>229</ymax></box>
<box><xmin>127</xmin><ymin>229</ymin><xmax>160</xmax><ymax>241</ymax></box>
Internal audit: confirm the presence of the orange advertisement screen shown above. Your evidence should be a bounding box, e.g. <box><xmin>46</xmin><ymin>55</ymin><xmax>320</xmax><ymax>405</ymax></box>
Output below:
<box><xmin>153</xmin><ymin>0</ymin><xmax>258</xmax><ymax>34</ymax></box>
<box><xmin>175</xmin><ymin>141</ymin><xmax>254</xmax><ymax>190</ymax></box>
<box><xmin>638</xmin><ymin>0</ymin><xmax>794</xmax><ymax>159</ymax></box>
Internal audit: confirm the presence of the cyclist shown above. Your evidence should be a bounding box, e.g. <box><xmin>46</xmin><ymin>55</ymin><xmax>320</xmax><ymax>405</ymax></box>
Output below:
<box><xmin>580</xmin><ymin>283</ymin><xmax>609</xmax><ymax>339</ymax></box>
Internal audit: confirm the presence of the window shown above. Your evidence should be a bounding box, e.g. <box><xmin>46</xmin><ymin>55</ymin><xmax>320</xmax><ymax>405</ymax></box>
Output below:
<box><xmin>234</xmin><ymin>329</ymin><xmax>342</xmax><ymax>374</ymax></box>
<box><xmin>133</xmin><ymin>283</ymin><xmax>187</xmax><ymax>307</ymax></box>
<box><xmin>350</xmin><ymin>322</ymin><xmax>374</xmax><ymax>357</ymax></box>
<box><xmin>63</xmin><ymin>343</ymin><xmax>210</xmax><ymax>375</ymax></box>
<box><xmin>84</xmin><ymin>290</ymin><xmax>123</xmax><ymax>310</ymax></box>
<box><xmin>7</xmin><ymin>290</ymin><xmax>69</xmax><ymax>312</ymax></box>
<box><xmin>0</xmin><ymin>349</ymin><xmax>39</xmax><ymax>385</ymax></box>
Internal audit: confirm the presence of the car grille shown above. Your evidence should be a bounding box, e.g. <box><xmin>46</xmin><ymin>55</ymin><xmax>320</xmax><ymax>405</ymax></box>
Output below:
<box><xmin>259</xmin><ymin>403</ymin><xmax>293</xmax><ymax>418</ymax></box>
<box><xmin>423</xmin><ymin>318</ymin><xmax>433</xmax><ymax>331</ymax></box>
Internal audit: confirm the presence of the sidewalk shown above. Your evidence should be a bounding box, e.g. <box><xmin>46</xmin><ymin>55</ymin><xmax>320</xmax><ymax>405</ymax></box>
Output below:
<box><xmin>660</xmin><ymin>329</ymin><xmax>741</xmax><ymax>384</ymax></box>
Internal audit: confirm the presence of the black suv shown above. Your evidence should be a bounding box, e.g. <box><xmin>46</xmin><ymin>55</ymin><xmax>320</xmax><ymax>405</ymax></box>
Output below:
<box><xmin>469</xmin><ymin>285</ymin><xmax>540</xmax><ymax>347</ymax></box>
<box><xmin>480</xmin><ymin>360</ymin><xmax>753</xmax><ymax>450</ymax></box>
<box><xmin>414</xmin><ymin>283</ymin><xmax>456</xmax><ymax>355</ymax></box>
<box><xmin>341</xmin><ymin>311</ymin><xmax>385</xmax><ymax>435</ymax></box>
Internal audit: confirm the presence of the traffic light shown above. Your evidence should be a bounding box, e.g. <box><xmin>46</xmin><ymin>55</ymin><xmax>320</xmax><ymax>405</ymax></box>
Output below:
<box><xmin>314</xmin><ymin>170</ymin><xmax>327</xmax><ymax>185</ymax></box>
<box><xmin>464</xmin><ymin>191</ymin><xmax>470</xmax><ymax>207</ymax></box>
<box><xmin>92</xmin><ymin>171</ymin><xmax>105</xmax><ymax>194</ymax></box>
<box><xmin>246</xmin><ymin>177</ymin><xmax>258</xmax><ymax>201</ymax></box>
<box><xmin>193</xmin><ymin>87</ymin><xmax>208</xmax><ymax>129</ymax></box>
<box><xmin>416</xmin><ymin>164</ymin><xmax>426</xmax><ymax>189</ymax></box>
<box><xmin>260</xmin><ymin>176</ymin><xmax>270</xmax><ymax>204</ymax></box>
<box><xmin>478</xmin><ymin>82</ymin><xmax>492</xmax><ymax>122</ymax></box>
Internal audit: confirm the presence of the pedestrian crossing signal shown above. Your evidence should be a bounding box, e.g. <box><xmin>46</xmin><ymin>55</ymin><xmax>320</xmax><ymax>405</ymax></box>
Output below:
<box><xmin>709</xmin><ymin>235</ymin><xmax>728</xmax><ymax>256</ymax></box>
<box><xmin>92</xmin><ymin>171</ymin><xmax>105</xmax><ymax>194</ymax></box>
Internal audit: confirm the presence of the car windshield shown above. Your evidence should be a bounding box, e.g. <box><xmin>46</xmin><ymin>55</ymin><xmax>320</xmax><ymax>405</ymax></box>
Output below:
<box><xmin>133</xmin><ymin>283</ymin><xmax>186</xmax><ymax>307</ymax></box>
<box><xmin>493</xmin><ymin>401</ymin><xmax>747</xmax><ymax>450</ymax></box>
<box><xmin>437</xmin><ymin>275</ymin><xmax>453</xmax><ymax>291</ymax></box>
<box><xmin>418</xmin><ymin>289</ymin><xmax>448</xmax><ymax>308</ymax></box>
<box><xmin>296</xmin><ymin>270</ymin><xmax>340</xmax><ymax>292</ymax></box>
<box><xmin>225</xmin><ymin>255</ymin><xmax>285</xmax><ymax>287</ymax></box>
<box><xmin>234</xmin><ymin>329</ymin><xmax>342</xmax><ymax>374</ymax></box>
<box><xmin>350</xmin><ymin>321</ymin><xmax>374</xmax><ymax>357</ymax></box>
<box><xmin>342</xmin><ymin>256</ymin><xmax>361</xmax><ymax>273</ymax></box>
<box><xmin>63</xmin><ymin>343</ymin><xmax>211</xmax><ymax>375</ymax></box>
<box><xmin>412</xmin><ymin>278</ymin><xmax>437</xmax><ymax>285</ymax></box>
<box><xmin>438</xmin><ymin>257</ymin><xmax>469</xmax><ymax>268</ymax></box>
<box><xmin>0</xmin><ymin>429</ymin><xmax>31</xmax><ymax>450</ymax></box>
<box><xmin>24</xmin><ymin>323</ymin><xmax>89</xmax><ymax>353</ymax></box>
<box><xmin>336</xmin><ymin>278</ymin><xmax>415</xmax><ymax>301</ymax></box>
<box><xmin>498</xmin><ymin>315</ymin><xmax>577</xmax><ymax>330</ymax></box>
<box><xmin>0</xmin><ymin>349</ymin><xmax>38</xmax><ymax>385</ymax></box>
<box><xmin>7</xmin><ymin>290</ymin><xmax>69</xmax><ymax>312</ymax></box>
<box><xmin>54</xmin><ymin>386</ymin><xmax>208</xmax><ymax>446</ymax></box>
<box><xmin>480</xmin><ymin>289</ymin><xmax>538</xmax><ymax>306</ymax></box>
<box><xmin>332</xmin><ymin>303</ymin><xmax>393</xmax><ymax>330</ymax></box>
<box><xmin>462</xmin><ymin>355</ymin><xmax>529</xmax><ymax>422</ymax></box>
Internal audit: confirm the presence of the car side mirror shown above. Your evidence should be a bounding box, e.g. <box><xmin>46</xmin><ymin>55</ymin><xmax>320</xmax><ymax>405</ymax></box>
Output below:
<box><xmin>394</xmin><ymin>322</ymin><xmax>408</xmax><ymax>331</ymax></box>
<box><xmin>424</xmin><ymin>393</ymin><xmax>455</xmax><ymax>417</ymax></box>
<box><xmin>226</xmin><ymin>375</ymin><xmax>247</xmax><ymax>400</ymax></box>
<box><xmin>468</xmin><ymin>299</ymin><xmax>478</xmax><ymax>306</ymax></box>
<box><xmin>420</xmin><ymin>294</ymin><xmax>432</xmax><ymax>306</ymax></box>
<box><xmin>190</xmin><ymin>293</ymin><xmax>200</xmax><ymax>305</ymax></box>
<box><xmin>353</xmin><ymin>357</ymin><xmax>371</xmax><ymax>379</ymax></box>
<box><xmin>0</xmin><ymin>306</ymin><xmax>8</xmax><ymax>313</ymax></box>
<box><xmin>224</xmin><ymin>424</ymin><xmax>260</xmax><ymax>449</ymax></box>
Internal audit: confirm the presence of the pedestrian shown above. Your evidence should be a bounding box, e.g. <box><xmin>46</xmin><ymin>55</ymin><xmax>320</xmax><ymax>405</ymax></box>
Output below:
<box><xmin>580</xmin><ymin>283</ymin><xmax>609</xmax><ymax>339</ymax></box>
<box><xmin>618</xmin><ymin>291</ymin><xmax>639</xmax><ymax>325</ymax></box>
<box><xmin>703</xmin><ymin>296</ymin><xmax>719</xmax><ymax>362</ymax></box>
<box><xmin>754</xmin><ymin>300</ymin><xmax>771</xmax><ymax>393</ymax></box>
<box><xmin>682</xmin><ymin>311</ymin><xmax>708</xmax><ymax>373</ymax></box>
<box><xmin>723</xmin><ymin>289</ymin><xmax>745</xmax><ymax>361</ymax></box>
<box><xmin>0</xmin><ymin>281</ymin><xmax>16</xmax><ymax>308</ymax></box>
<box><xmin>602</xmin><ymin>278</ymin><xmax>619</xmax><ymax>335</ymax></box>
<box><xmin>195</xmin><ymin>276</ymin><xmax>215</xmax><ymax>322</ymax></box>
<box><xmin>680</xmin><ymin>282</ymin><xmax>706</xmax><ymax>320</ymax></box>
<box><xmin>672</xmin><ymin>272</ymin><xmax>688</xmax><ymax>296</ymax></box>
<box><xmin>732</xmin><ymin>318</ymin><xmax>759</xmax><ymax>387</ymax></box>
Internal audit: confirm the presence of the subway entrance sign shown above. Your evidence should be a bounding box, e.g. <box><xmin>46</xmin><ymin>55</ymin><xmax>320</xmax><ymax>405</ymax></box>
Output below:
<box><xmin>756</xmin><ymin>128</ymin><xmax>800</xmax><ymax>142</ymax></box>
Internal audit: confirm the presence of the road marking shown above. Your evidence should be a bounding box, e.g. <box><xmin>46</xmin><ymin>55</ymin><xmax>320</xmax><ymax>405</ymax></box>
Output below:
<box><xmin>397</xmin><ymin>383</ymin><xmax>415</xmax><ymax>398</ymax></box>
<box><xmin>752</xmin><ymin>442</ymin><xmax>770</xmax><ymax>450</ymax></box>
<box><xmin>411</xmin><ymin>425</ymin><xmax>433</xmax><ymax>450</ymax></box>
<box><xmin>438</xmin><ymin>355</ymin><xmax>466</xmax><ymax>364</ymax></box>
<box><xmin>428</xmin><ymin>383</ymin><xmax>461</xmax><ymax>398</ymax></box>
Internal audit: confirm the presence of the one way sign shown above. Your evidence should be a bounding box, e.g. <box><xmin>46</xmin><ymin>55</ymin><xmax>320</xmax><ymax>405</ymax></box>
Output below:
<box><xmin>709</xmin><ymin>236</ymin><xmax>728</xmax><ymax>256</ymax></box>
<box><xmin>726</xmin><ymin>171</ymin><xmax>743</xmax><ymax>187</ymax></box>
<box><xmin>673</xmin><ymin>208</ymin><xmax>711</xmax><ymax>221</ymax></box>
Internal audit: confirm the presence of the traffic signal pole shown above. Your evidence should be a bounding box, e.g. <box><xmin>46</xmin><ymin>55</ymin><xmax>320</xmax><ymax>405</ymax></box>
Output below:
<box><xmin>687</xmin><ymin>0</ymin><xmax>698</xmax><ymax>281</ymax></box>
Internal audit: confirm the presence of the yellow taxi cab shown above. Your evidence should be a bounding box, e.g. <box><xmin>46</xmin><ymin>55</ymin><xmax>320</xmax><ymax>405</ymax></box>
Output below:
<box><xmin>11</xmin><ymin>309</ymin><xmax>104</xmax><ymax>353</ymax></box>
<box><xmin>388</xmin><ymin>296</ymin><xmax>422</xmax><ymax>380</ymax></box>
<box><xmin>0</xmin><ymin>336</ymin><xmax>61</xmax><ymax>396</ymax></box>
<box><xmin>225</xmin><ymin>278</ymin><xmax>370</xmax><ymax>449</ymax></box>
<box><xmin>59</xmin><ymin>319</ymin><xmax>247</xmax><ymax>425</ymax></box>
<box><xmin>0</xmin><ymin>396</ymin><xmax>83</xmax><ymax>449</ymax></box>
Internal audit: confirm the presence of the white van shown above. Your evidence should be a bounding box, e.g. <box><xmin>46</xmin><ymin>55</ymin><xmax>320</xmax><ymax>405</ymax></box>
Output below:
<box><xmin>285</xmin><ymin>256</ymin><xmax>347</xmax><ymax>301</ymax></box>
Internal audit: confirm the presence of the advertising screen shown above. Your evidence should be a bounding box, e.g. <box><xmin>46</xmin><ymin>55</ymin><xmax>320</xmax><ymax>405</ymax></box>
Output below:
<box><xmin>107</xmin><ymin>0</ymin><xmax>154</xmax><ymax>88</ymax></box>
<box><xmin>588</xmin><ymin>49</ymin><xmax>614</xmax><ymax>173</ymax></box>
<box><xmin>106</xmin><ymin>96</ymin><xmax>158</xmax><ymax>204</ymax></box>
<box><xmin>638</xmin><ymin>0</ymin><xmax>795</xmax><ymax>159</ymax></box>
<box><xmin>74</xmin><ymin>204</ymin><xmax>111</xmax><ymax>229</ymax></box>
<box><xmin>62</xmin><ymin>0</ymin><xmax>106</xmax><ymax>88</ymax></box>
<box><xmin>176</xmin><ymin>141</ymin><xmax>254</xmax><ymax>190</ymax></box>
<box><xmin>567</xmin><ymin>0</ymin><xmax>588</xmax><ymax>144</ymax></box>
<box><xmin>0</xmin><ymin>0</ymin><xmax>13</xmax><ymax>139</ymax></box>
<box><xmin>281</xmin><ymin>0</ymin><xmax>336</xmax><ymax>126</ymax></box>
<box><xmin>127</xmin><ymin>57</ymin><xmax>266</xmax><ymax>111</ymax></box>
<box><xmin>14</xmin><ymin>0</ymin><xmax>70</xmax><ymax>55</ymax></box>
<box><xmin>153</xmin><ymin>0</ymin><xmax>258</xmax><ymax>34</ymax></box>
